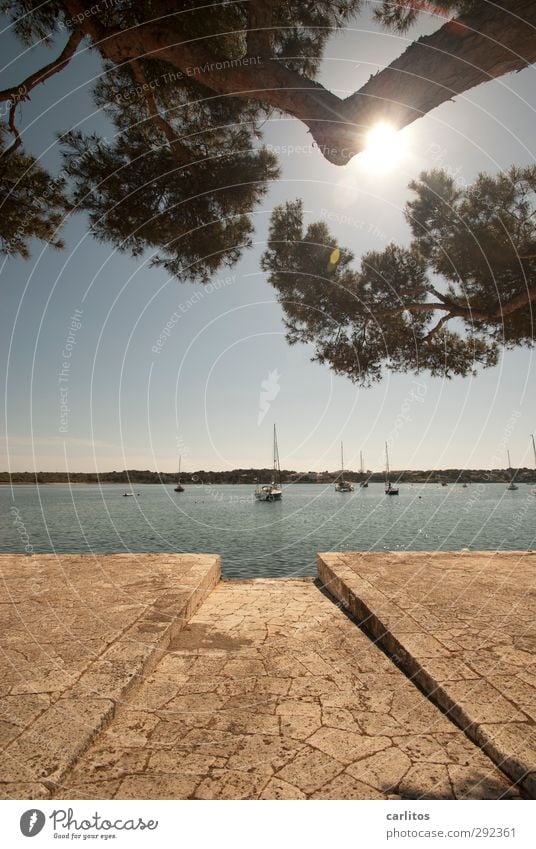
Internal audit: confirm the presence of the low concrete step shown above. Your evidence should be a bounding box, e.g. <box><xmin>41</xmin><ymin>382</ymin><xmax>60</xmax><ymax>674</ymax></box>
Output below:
<box><xmin>56</xmin><ymin>578</ymin><xmax>517</xmax><ymax>800</ymax></box>
<box><xmin>318</xmin><ymin>551</ymin><xmax>536</xmax><ymax>797</ymax></box>
<box><xmin>0</xmin><ymin>553</ymin><xmax>220</xmax><ymax>798</ymax></box>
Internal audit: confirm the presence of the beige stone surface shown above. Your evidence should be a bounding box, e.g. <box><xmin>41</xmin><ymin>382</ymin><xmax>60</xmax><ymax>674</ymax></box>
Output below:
<box><xmin>0</xmin><ymin>553</ymin><xmax>220</xmax><ymax>798</ymax></box>
<box><xmin>57</xmin><ymin>579</ymin><xmax>516</xmax><ymax>800</ymax></box>
<box><xmin>318</xmin><ymin>550</ymin><xmax>536</xmax><ymax>796</ymax></box>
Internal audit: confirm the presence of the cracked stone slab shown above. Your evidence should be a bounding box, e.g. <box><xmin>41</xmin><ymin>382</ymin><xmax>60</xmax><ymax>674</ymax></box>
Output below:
<box><xmin>318</xmin><ymin>550</ymin><xmax>536</xmax><ymax>797</ymax></box>
<box><xmin>57</xmin><ymin>579</ymin><xmax>516</xmax><ymax>799</ymax></box>
<box><xmin>0</xmin><ymin>553</ymin><xmax>220</xmax><ymax>798</ymax></box>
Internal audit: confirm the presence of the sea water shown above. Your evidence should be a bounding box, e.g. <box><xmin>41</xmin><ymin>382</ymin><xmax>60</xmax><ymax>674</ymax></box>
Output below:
<box><xmin>1</xmin><ymin>483</ymin><xmax>534</xmax><ymax>578</ymax></box>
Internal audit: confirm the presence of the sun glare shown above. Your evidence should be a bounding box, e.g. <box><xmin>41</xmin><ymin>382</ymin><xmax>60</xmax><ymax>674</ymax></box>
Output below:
<box><xmin>360</xmin><ymin>122</ymin><xmax>407</xmax><ymax>172</ymax></box>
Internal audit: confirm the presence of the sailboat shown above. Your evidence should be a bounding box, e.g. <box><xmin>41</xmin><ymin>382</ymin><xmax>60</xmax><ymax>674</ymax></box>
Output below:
<box><xmin>255</xmin><ymin>425</ymin><xmax>283</xmax><ymax>501</ymax></box>
<box><xmin>506</xmin><ymin>450</ymin><xmax>518</xmax><ymax>491</ymax></box>
<box><xmin>359</xmin><ymin>451</ymin><xmax>368</xmax><ymax>488</ymax></box>
<box><xmin>335</xmin><ymin>443</ymin><xmax>354</xmax><ymax>492</ymax></box>
<box><xmin>530</xmin><ymin>433</ymin><xmax>536</xmax><ymax>495</ymax></box>
<box><xmin>174</xmin><ymin>456</ymin><xmax>185</xmax><ymax>492</ymax></box>
<box><xmin>385</xmin><ymin>442</ymin><xmax>399</xmax><ymax>495</ymax></box>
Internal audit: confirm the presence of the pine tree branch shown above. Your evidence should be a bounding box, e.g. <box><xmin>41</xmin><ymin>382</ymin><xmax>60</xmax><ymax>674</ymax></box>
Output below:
<box><xmin>61</xmin><ymin>0</ymin><xmax>340</xmax><ymax>133</ymax></box>
<box><xmin>380</xmin><ymin>286</ymin><xmax>536</xmax><ymax>324</ymax></box>
<box><xmin>246</xmin><ymin>0</ymin><xmax>275</xmax><ymax>58</ymax></box>
<box><xmin>0</xmin><ymin>31</ymin><xmax>83</xmax><ymax>106</ymax></box>
<box><xmin>129</xmin><ymin>59</ymin><xmax>190</xmax><ymax>164</ymax></box>
<box><xmin>59</xmin><ymin>1</ymin><xmax>536</xmax><ymax>165</ymax></box>
<box><xmin>378</xmin><ymin>300</ymin><xmax>447</xmax><ymax>315</ymax></box>
<box><xmin>423</xmin><ymin>311</ymin><xmax>452</xmax><ymax>342</ymax></box>
<box><xmin>3</xmin><ymin>102</ymin><xmax>23</xmax><ymax>156</ymax></box>
<box><xmin>485</xmin><ymin>286</ymin><xmax>536</xmax><ymax>319</ymax></box>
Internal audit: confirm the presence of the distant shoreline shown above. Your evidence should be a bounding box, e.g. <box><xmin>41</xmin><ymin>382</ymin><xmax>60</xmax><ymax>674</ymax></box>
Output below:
<box><xmin>2</xmin><ymin>469</ymin><xmax>536</xmax><ymax>486</ymax></box>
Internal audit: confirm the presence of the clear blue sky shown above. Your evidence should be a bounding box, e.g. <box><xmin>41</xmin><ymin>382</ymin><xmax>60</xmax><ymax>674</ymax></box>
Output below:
<box><xmin>1</xmin><ymin>10</ymin><xmax>535</xmax><ymax>474</ymax></box>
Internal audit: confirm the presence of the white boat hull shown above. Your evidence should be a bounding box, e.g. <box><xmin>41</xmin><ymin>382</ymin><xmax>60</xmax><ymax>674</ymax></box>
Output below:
<box><xmin>255</xmin><ymin>485</ymin><xmax>282</xmax><ymax>502</ymax></box>
<box><xmin>335</xmin><ymin>481</ymin><xmax>354</xmax><ymax>492</ymax></box>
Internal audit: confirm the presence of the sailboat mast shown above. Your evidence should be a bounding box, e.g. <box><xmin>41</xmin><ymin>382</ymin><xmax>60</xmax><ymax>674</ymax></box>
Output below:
<box><xmin>360</xmin><ymin>451</ymin><xmax>364</xmax><ymax>475</ymax></box>
<box><xmin>341</xmin><ymin>442</ymin><xmax>344</xmax><ymax>477</ymax></box>
<box><xmin>385</xmin><ymin>442</ymin><xmax>390</xmax><ymax>484</ymax></box>
<box><xmin>273</xmin><ymin>424</ymin><xmax>281</xmax><ymax>486</ymax></box>
<box><xmin>531</xmin><ymin>434</ymin><xmax>536</xmax><ymax>467</ymax></box>
<box><xmin>508</xmin><ymin>450</ymin><xmax>516</xmax><ymax>483</ymax></box>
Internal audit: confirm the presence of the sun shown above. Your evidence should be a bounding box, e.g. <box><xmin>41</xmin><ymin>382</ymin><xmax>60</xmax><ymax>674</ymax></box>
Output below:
<box><xmin>335</xmin><ymin>121</ymin><xmax>411</xmax><ymax>206</ymax></box>
<box><xmin>359</xmin><ymin>122</ymin><xmax>407</xmax><ymax>172</ymax></box>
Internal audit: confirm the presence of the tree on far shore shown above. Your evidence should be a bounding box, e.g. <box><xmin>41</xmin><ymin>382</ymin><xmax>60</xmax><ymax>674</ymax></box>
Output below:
<box><xmin>262</xmin><ymin>167</ymin><xmax>536</xmax><ymax>383</ymax></box>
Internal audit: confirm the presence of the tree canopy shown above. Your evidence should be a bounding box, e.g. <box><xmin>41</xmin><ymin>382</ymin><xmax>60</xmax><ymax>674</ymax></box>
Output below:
<box><xmin>1</xmin><ymin>1</ymin><xmax>536</xmax><ymax>270</ymax></box>
<box><xmin>0</xmin><ymin>126</ymin><xmax>67</xmax><ymax>258</ymax></box>
<box><xmin>262</xmin><ymin>167</ymin><xmax>536</xmax><ymax>384</ymax></box>
<box><xmin>0</xmin><ymin>2</ymin><xmax>535</xmax><ymax>380</ymax></box>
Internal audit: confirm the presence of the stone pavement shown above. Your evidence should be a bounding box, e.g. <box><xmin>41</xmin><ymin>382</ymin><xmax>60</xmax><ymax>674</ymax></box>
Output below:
<box><xmin>0</xmin><ymin>553</ymin><xmax>220</xmax><ymax>799</ymax></box>
<box><xmin>56</xmin><ymin>579</ymin><xmax>516</xmax><ymax>800</ymax></box>
<box><xmin>318</xmin><ymin>551</ymin><xmax>536</xmax><ymax>797</ymax></box>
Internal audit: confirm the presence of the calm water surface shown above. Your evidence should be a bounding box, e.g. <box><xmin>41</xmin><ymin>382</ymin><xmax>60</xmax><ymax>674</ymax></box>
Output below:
<box><xmin>1</xmin><ymin>483</ymin><xmax>535</xmax><ymax>578</ymax></box>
